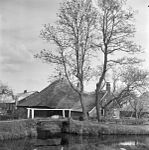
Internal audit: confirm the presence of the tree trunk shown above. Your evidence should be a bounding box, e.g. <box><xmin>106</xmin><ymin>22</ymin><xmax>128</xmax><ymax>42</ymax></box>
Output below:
<box><xmin>79</xmin><ymin>92</ymin><xmax>88</xmax><ymax>120</ymax></box>
<box><xmin>96</xmin><ymin>85</ymin><xmax>100</xmax><ymax>122</ymax></box>
<box><xmin>95</xmin><ymin>49</ymin><xmax>108</xmax><ymax>122</ymax></box>
<box><xmin>135</xmin><ymin>109</ymin><xmax>138</xmax><ymax>119</ymax></box>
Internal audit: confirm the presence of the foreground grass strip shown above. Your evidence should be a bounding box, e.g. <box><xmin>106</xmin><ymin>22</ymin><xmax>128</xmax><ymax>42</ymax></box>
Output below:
<box><xmin>68</xmin><ymin>120</ymin><xmax>149</xmax><ymax>135</ymax></box>
<box><xmin>0</xmin><ymin>119</ymin><xmax>37</xmax><ymax>140</ymax></box>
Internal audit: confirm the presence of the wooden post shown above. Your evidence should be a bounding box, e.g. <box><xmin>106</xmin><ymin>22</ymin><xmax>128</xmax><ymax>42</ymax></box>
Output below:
<box><xmin>31</xmin><ymin>109</ymin><xmax>34</xmax><ymax>119</ymax></box>
<box><xmin>27</xmin><ymin>108</ymin><xmax>30</xmax><ymax>118</ymax></box>
<box><xmin>102</xmin><ymin>109</ymin><xmax>105</xmax><ymax>116</ymax></box>
<box><xmin>68</xmin><ymin>110</ymin><xmax>71</xmax><ymax>118</ymax></box>
<box><xmin>62</xmin><ymin>110</ymin><xmax>65</xmax><ymax>118</ymax></box>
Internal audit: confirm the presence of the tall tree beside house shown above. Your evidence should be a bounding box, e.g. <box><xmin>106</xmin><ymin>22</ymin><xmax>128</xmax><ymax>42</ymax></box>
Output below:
<box><xmin>92</xmin><ymin>0</ymin><xmax>143</xmax><ymax>121</ymax></box>
<box><xmin>35</xmin><ymin>0</ymin><xmax>97</xmax><ymax>120</ymax></box>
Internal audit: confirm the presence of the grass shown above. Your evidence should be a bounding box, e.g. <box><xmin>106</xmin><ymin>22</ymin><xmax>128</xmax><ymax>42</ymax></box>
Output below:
<box><xmin>0</xmin><ymin>119</ymin><xmax>37</xmax><ymax>140</ymax></box>
<box><xmin>67</xmin><ymin>119</ymin><xmax>149</xmax><ymax>136</ymax></box>
<box><xmin>1</xmin><ymin>117</ymin><xmax>149</xmax><ymax>141</ymax></box>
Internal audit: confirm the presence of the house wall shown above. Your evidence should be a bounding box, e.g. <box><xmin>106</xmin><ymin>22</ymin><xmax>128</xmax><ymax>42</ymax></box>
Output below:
<box><xmin>0</xmin><ymin>103</ymin><xmax>15</xmax><ymax>114</ymax></box>
<box><xmin>34</xmin><ymin>110</ymin><xmax>71</xmax><ymax>118</ymax></box>
<box><xmin>88</xmin><ymin>106</ymin><xmax>120</xmax><ymax>119</ymax></box>
<box><xmin>16</xmin><ymin>107</ymin><xmax>27</xmax><ymax>119</ymax></box>
<box><xmin>89</xmin><ymin>107</ymin><xmax>105</xmax><ymax>118</ymax></box>
<box><xmin>34</xmin><ymin>110</ymin><xmax>63</xmax><ymax>118</ymax></box>
<box><xmin>71</xmin><ymin>111</ymin><xmax>83</xmax><ymax>120</ymax></box>
<box><xmin>6</xmin><ymin>103</ymin><xmax>15</xmax><ymax>113</ymax></box>
<box><xmin>89</xmin><ymin>107</ymin><xmax>96</xmax><ymax>117</ymax></box>
<box><xmin>104</xmin><ymin>108</ymin><xmax>120</xmax><ymax>119</ymax></box>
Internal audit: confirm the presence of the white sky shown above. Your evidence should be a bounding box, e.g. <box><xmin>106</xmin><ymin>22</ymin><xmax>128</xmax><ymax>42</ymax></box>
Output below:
<box><xmin>0</xmin><ymin>0</ymin><xmax>149</xmax><ymax>93</ymax></box>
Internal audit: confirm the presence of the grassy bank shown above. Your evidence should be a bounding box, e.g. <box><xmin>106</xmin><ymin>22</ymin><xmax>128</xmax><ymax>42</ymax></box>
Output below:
<box><xmin>66</xmin><ymin>119</ymin><xmax>149</xmax><ymax>135</ymax></box>
<box><xmin>0</xmin><ymin>119</ymin><xmax>37</xmax><ymax>140</ymax></box>
<box><xmin>1</xmin><ymin>118</ymin><xmax>149</xmax><ymax>141</ymax></box>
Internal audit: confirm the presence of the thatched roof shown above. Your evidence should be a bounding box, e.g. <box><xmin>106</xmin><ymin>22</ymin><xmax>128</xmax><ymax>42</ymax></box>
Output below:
<box><xmin>17</xmin><ymin>79</ymin><xmax>80</xmax><ymax>109</ymax></box>
<box><xmin>17</xmin><ymin>91</ymin><xmax>39</xmax><ymax>105</ymax></box>
<box><xmin>18</xmin><ymin>79</ymin><xmax>115</xmax><ymax>112</ymax></box>
<box><xmin>16</xmin><ymin>91</ymin><xmax>38</xmax><ymax>102</ymax></box>
<box><xmin>71</xmin><ymin>92</ymin><xmax>95</xmax><ymax>112</ymax></box>
<box><xmin>71</xmin><ymin>91</ymin><xmax>110</xmax><ymax>112</ymax></box>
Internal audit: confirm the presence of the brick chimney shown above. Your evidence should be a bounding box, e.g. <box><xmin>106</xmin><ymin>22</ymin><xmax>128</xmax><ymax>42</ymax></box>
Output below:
<box><xmin>106</xmin><ymin>82</ymin><xmax>110</xmax><ymax>93</ymax></box>
<box><xmin>24</xmin><ymin>90</ymin><xmax>27</xmax><ymax>93</ymax></box>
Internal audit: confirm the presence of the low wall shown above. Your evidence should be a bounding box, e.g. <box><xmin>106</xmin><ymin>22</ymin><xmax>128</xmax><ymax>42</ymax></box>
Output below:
<box><xmin>37</xmin><ymin>119</ymin><xmax>65</xmax><ymax>135</ymax></box>
<box><xmin>64</xmin><ymin>119</ymin><xmax>149</xmax><ymax>135</ymax></box>
<box><xmin>0</xmin><ymin>119</ymin><xmax>37</xmax><ymax>140</ymax></box>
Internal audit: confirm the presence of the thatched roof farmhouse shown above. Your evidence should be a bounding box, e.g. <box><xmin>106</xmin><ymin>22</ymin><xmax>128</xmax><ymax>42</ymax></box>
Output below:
<box><xmin>17</xmin><ymin>79</ymin><xmax>80</xmax><ymax>109</ymax></box>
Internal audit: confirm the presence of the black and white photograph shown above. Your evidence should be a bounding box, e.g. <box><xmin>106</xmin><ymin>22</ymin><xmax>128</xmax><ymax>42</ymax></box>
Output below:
<box><xmin>0</xmin><ymin>0</ymin><xmax>149</xmax><ymax>149</ymax></box>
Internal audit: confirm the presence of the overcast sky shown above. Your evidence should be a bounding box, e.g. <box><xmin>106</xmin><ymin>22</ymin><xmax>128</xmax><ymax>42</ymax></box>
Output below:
<box><xmin>0</xmin><ymin>0</ymin><xmax>149</xmax><ymax>93</ymax></box>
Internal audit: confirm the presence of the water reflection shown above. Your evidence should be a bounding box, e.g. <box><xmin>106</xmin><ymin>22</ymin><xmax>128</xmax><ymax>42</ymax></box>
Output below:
<box><xmin>0</xmin><ymin>133</ymin><xmax>149</xmax><ymax>150</ymax></box>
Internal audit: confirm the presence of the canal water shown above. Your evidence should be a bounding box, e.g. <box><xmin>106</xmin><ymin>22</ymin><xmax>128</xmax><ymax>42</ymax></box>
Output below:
<box><xmin>1</xmin><ymin>131</ymin><xmax>149</xmax><ymax>150</ymax></box>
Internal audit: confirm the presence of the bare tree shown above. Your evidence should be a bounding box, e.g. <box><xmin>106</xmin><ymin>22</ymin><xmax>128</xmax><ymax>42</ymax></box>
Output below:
<box><xmin>0</xmin><ymin>82</ymin><xmax>14</xmax><ymax>102</ymax></box>
<box><xmin>92</xmin><ymin>0</ymin><xmax>143</xmax><ymax>121</ymax></box>
<box><xmin>128</xmin><ymin>95</ymin><xmax>144</xmax><ymax>118</ymax></box>
<box><xmin>35</xmin><ymin>0</ymin><xmax>97</xmax><ymax>120</ymax></box>
<box><xmin>0</xmin><ymin>82</ymin><xmax>13</xmax><ymax>96</ymax></box>
<box><xmin>111</xmin><ymin>66</ymin><xmax>149</xmax><ymax>107</ymax></box>
<box><xmin>103</xmin><ymin>66</ymin><xmax>149</xmax><ymax>119</ymax></box>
